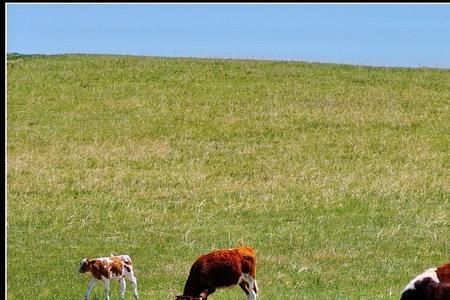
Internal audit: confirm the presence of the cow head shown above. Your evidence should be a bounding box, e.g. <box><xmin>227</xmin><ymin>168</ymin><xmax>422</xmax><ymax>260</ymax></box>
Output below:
<box><xmin>79</xmin><ymin>258</ymin><xmax>91</xmax><ymax>273</ymax></box>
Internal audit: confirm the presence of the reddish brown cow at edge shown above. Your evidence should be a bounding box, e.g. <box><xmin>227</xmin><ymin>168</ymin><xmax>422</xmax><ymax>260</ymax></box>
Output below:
<box><xmin>401</xmin><ymin>262</ymin><xmax>450</xmax><ymax>300</ymax></box>
<box><xmin>177</xmin><ymin>246</ymin><xmax>259</xmax><ymax>300</ymax></box>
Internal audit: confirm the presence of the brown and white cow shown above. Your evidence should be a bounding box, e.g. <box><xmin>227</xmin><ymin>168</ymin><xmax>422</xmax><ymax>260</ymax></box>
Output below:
<box><xmin>177</xmin><ymin>246</ymin><xmax>259</xmax><ymax>300</ymax></box>
<box><xmin>79</xmin><ymin>254</ymin><xmax>139</xmax><ymax>300</ymax></box>
<box><xmin>401</xmin><ymin>262</ymin><xmax>450</xmax><ymax>300</ymax></box>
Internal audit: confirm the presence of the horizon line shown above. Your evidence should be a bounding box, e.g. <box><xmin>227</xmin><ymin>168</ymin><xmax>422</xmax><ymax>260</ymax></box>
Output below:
<box><xmin>6</xmin><ymin>51</ymin><xmax>450</xmax><ymax>70</ymax></box>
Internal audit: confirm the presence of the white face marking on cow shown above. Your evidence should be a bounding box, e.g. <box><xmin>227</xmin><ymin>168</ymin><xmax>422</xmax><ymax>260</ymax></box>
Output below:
<box><xmin>403</xmin><ymin>268</ymin><xmax>440</xmax><ymax>292</ymax></box>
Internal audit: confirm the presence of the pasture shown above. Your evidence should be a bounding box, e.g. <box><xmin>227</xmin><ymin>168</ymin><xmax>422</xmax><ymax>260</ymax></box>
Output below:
<box><xmin>6</xmin><ymin>54</ymin><xmax>450</xmax><ymax>299</ymax></box>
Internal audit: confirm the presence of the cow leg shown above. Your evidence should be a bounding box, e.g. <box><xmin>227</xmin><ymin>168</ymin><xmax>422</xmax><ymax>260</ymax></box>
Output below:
<box><xmin>239</xmin><ymin>281</ymin><xmax>250</xmax><ymax>295</ymax></box>
<box><xmin>119</xmin><ymin>277</ymin><xmax>126</xmax><ymax>299</ymax></box>
<box><xmin>102</xmin><ymin>279</ymin><xmax>111</xmax><ymax>300</ymax></box>
<box><xmin>84</xmin><ymin>278</ymin><xmax>97</xmax><ymax>300</ymax></box>
<box><xmin>253</xmin><ymin>279</ymin><xmax>259</xmax><ymax>297</ymax></box>
<box><xmin>126</xmin><ymin>270</ymin><xmax>139</xmax><ymax>299</ymax></box>
<box><xmin>242</xmin><ymin>274</ymin><xmax>258</xmax><ymax>300</ymax></box>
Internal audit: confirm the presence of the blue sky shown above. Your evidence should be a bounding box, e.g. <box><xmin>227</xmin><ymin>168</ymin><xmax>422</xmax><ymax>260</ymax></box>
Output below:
<box><xmin>6</xmin><ymin>4</ymin><xmax>450</xmax><ymax>68</ymax></box>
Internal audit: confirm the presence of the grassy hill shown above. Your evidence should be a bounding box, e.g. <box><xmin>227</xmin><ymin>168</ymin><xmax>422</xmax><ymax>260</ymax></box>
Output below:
<box><xmin>7</xmin><ymin>54</ymin><xmax>450</xmax><ymax>299</ymax></box>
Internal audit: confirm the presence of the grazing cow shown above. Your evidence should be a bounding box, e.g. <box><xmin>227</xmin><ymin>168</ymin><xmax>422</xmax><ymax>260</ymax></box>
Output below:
<box><xmin>79</xmin><ymin>254</ymin><xmax>139</xmax><ymax>300</ymax></box>
<box><xmin>401</xmin><ymin>262</ymin><xmax>450</xmax><ymax>300</ymax></box>
<box><xmin>177</xmin><ymin>246</ymin><xmax>259</xmax><ymax>300</ymax></box>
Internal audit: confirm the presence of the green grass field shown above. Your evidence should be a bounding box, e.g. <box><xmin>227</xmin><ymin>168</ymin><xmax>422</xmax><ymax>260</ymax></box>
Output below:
<box><xmin>7</xmin><ymin>54</ymin><xmax>450</xmax><ymax>299</ymax></box>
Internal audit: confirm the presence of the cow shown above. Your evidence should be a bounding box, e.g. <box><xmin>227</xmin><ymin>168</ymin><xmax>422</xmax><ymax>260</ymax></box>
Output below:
<box><xmin>177</xmin><ymin>246</ymin><xmax>259</xmax><ymax>300</ymax></box>
<box><xmin>401</xmin><ymin>262</ymin><xmax>450</xmax><ymax>300</ymax></box>
<box><xmin>79</xmin><ymin>254</ymin><xmax>139</xmax><ymax>300</ymax></box>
